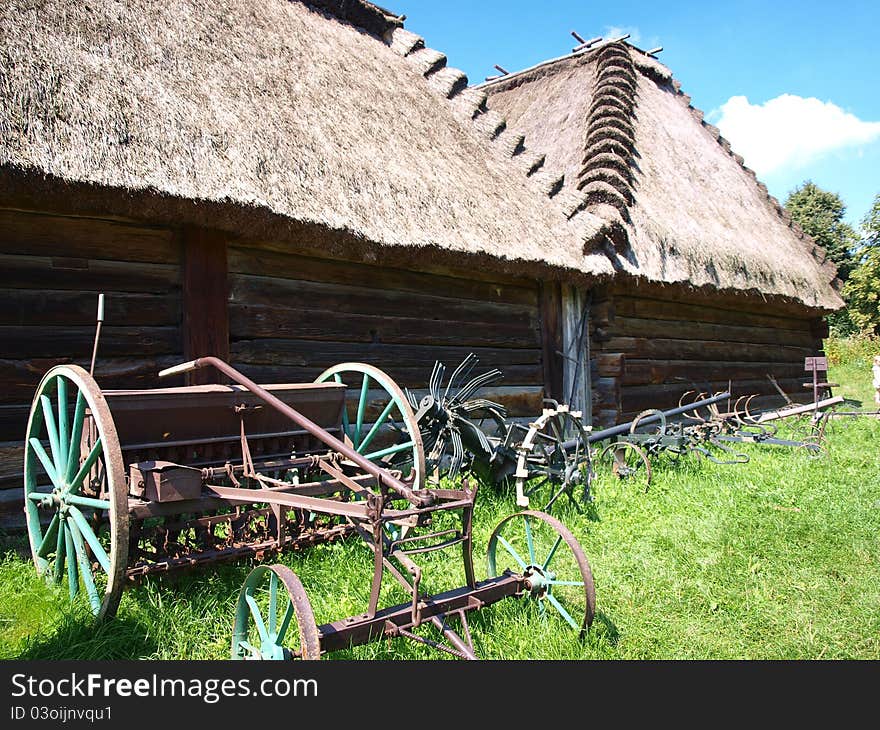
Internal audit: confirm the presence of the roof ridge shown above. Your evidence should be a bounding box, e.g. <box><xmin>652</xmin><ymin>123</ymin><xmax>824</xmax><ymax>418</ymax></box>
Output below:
<box><xmin>383</xmin><ymin>25</ymin><xmax>615</xmax><ymax>248</ymax></box>
<box><xmin>635</xmin><ymin>61</ymin><xmax>841</xmax><ymax>290</ymax></box>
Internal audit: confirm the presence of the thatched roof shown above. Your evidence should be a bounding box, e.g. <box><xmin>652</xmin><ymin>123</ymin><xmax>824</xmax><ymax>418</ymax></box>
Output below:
<box><xmin>0</xmin><ymin>0</ymin><xmax>616</xmax><ymax>282</ymax></box>
<box><xmin>481</xmin><ymin>41</ymin><xmax>844</xmax><ymax>311</ymax></box>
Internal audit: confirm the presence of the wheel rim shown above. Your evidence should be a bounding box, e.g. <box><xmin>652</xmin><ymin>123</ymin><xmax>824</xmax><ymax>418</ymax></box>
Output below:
<box><xmin>23</xmin><ymin>365</ymin><xmax>128</xmax><ymax>619</ymax></box>
<box><xmin>232</xmin><ymin>565</ymin><xmax>320</xmax><ymax>660</ymax></box>
<box><xmin>599</xmin><ymin>441</ymin><xmax>652</xmax><ymax>491</ymax></box>
<box><xmin>515</xmin><ymin>407</ymin><xmax>591</xmax><ymax>511</ymax></box>
<box><xmin>315</xmin><ymin>363</ymin><xmax>425</xmax><ymax>491</ymax></box>
<box><xmin>487</xmin><ymin>510</ymin><xmax>595</xmax><ymax>636</ymax></box>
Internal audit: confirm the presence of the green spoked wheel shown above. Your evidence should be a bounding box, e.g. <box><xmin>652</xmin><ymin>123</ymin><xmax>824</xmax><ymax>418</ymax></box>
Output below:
<box><xmin>232</xmin><ymin>565</ymin><xmax>320</xmax><ymax>660</ymax></box>
<box><xmin>315</xmin><ymin>363</ymin><xmax>425</xmax><ymax>490</ymax></box>
<box><xmin>23</xmin><ymin>365</ymin><xmax>128</xmax><ymax>619</ymax></box>
<box><xmin>487</xmin><ymin>510</ymin><xmax>595</xmax><ymax>637</ymax></box>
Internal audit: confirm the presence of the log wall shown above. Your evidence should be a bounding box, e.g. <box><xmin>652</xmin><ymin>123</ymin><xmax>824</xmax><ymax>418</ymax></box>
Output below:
<box><xmin>590</xmin><ymin>283</ymin><xmax>827</xmax><ymax>426</ymax></box>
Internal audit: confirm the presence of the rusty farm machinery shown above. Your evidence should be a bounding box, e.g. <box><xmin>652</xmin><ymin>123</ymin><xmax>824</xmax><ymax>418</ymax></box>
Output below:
<box><xmin>22</xmin><ymin>354</ymin><xmax>595</xmax><ymax>659</ymax></box>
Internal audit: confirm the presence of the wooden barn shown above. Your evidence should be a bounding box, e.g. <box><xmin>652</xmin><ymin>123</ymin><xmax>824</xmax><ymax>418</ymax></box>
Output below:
<box><xmin>481</xmin><ymin>39</ymin><xmax>843</xmax><ymax>424</ymax></box>
<box><xmin>0</xmin><ymin>0</ymin><xmax>841</xmax><ymax>519</ymax></box>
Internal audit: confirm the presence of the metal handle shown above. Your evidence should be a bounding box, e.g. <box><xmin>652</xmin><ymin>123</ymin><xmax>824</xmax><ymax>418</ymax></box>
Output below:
<box><xmin>158</xmin><ymin>360</ymin><xmax>199</xmax><ymax>378</ymax></box>
<box><xmin>96</xmin><ymin>293</ymin><xmax>105</xmax><ymax>322</ymax></box>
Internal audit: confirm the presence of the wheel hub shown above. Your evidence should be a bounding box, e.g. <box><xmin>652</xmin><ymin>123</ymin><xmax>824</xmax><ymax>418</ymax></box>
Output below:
<box><xmin>523</xmin><ymin>565</ymin><xmax>556</xmax><ymax>598</ymax></box>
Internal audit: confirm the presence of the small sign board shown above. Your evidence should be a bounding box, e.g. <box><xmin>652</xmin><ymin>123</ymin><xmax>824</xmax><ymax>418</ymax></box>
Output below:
<box><xmin>804</xmin><ymin>356</ymin><xmax>828</xmax><ymax>371</ymax></box>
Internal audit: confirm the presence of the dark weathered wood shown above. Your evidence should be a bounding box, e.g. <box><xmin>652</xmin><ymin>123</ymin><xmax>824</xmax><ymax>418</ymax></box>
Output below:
<box><xmin>0</xmin><ymin>290</ymin><xmax>179</xmax><ymax>327</ymax></box>
<box><xmin>596</xmin><ymin>353</ymin><xmax>625</xmax><ymax>377</ymax></box>
<box><xmin>0</xmin><ymin>209</ymin><xmax>178</xmax><ymax>264</ymax></box>
<box><xmin>0</xmin><ymin>326</ymin><xmax>181</xmax><ymax>359</ymax></box>
<box><xmin>183</xmin><ymin>227</ymin><xmax>229</xmax><ymax>385</ymax></box>
<box><xmin>603</xmin><ymin>337</ymin><xmax>815</xmax><ymax>363</ymax></box>
<box><xmin>0</xmin><ymin>442</ymin><xmax>24</xmax><ymax>490</ymax></box>
<box><xmin>0</xmin><ymin>405</ymin><xmax>31</xmax><ymax>442</ymax></box>
<box><xmin>619</xmin><ymin>377</ymin><xmax>806</xmax><ymax>413</ymax></box>
<box><xmin>622</xmin><ymin>359</ymin><xmax>806</xmax><ymax>387</ymax></box>
<box><xmin>539</xmin><ymin>281</ymin><xmax>563</xmax><ymax>401</ymax></box>
<box><xmin>230</xmin><ymin>339</ymin><xmax>542</xmax><ymax>369</ymax></box>
<box><xmin>229</xmin><ymin>304</ymin><xmax>539</xmax><ymax>349</ymax></box>
<box><xmin>229</xmin><ymin>246</ymin><xmax>538</xmax><ymax>307</ymax></box>
<box><xmin>613</xmin><ymin>295</ymin><xmax>815</xmax><ymax>331</ymax></box>
<box><xmin>611</xmin><ymin>316</ymin><xmax>817</xmax><ymax>348</ymax></box>
<box><xmin>0</xmin><ymin>254</ymin><xmax>180</xmax><ymax>293</ymax></box>
<box><xmin>231</xmin><ymin>274</ymin><xmax>537</xmax><ymax>327</ymax></box>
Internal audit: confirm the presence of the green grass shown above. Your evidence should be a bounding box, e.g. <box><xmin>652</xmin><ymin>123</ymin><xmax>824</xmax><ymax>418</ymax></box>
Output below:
<box><xmin>2</xmin><ymin>350</ymin><xmax>879</xmax><ymax>660</ymax></box>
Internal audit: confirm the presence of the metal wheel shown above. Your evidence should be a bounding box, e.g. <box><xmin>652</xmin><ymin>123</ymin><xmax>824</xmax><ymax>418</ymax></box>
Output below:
<box><xmin>630</xmin><ymin>408</ymin><xmax>667</xmax><ymax>435</ymax></box>
<box><xmin>487</xmin><ymin>510</ymin><xmax>595</xmax><ymax>636</ymax></box>
<box><xmin>316</xmin><ymin>363</ymin><xmax>425</xmax><ymax>490</ymax></box>
<box><xmin>514</xmin><ymin>405</ymin><xmax>591</xmax><ymax>511</ymax></box>
<box><xmin>598</xmin><ymin>441</ymin><xmax>652</xmax><ymax>491</ymax></box>
<box><xmin>232</xmin><ymin>564</ymin><xmax>321</xmax><ymax>660</ymax></box>
<box><xmin>23</xmin><ymin>365</ymin><xmax>128</xmax><ymax>619</ymax></box>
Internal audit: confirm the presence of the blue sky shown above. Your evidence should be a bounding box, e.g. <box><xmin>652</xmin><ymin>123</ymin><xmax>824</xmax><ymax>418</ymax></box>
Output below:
<box><xmin>392</xmin><ymin>0</ymin><xmax>880</xmax><ymax>228</ymax></box>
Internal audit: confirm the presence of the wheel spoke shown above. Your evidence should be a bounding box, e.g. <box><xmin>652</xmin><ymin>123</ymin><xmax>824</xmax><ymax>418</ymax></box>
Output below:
<box><xmin>545</xmin><ymin>592</ymin><xmax>580</xmax><ymax>631</ymax></box>
<box><xmin>238</xmin><ymin>640</ymin><xmax>260</xmax><ymax>656</ymax></box>
<box><xmin>497</xmin><ymin>536</ymin><xmax>528</xmax><ymax>570</ymax></box>
<box><xmin>67</xmin><ymin>438</ymin><xmax>103</xmax><ymax>496</ymax></box>
<box><xmin>64</xmin><ymin>524</ymin><xmax>78</xmax><ymax>600</ymax></box>
<box><xmin>65</xmin><ymin>392</ymin><xmax>86</xmax><ymax>482</ymax></box>
<box><xmin>356</xmin><ymin>399</ymin><xmax>396</xmax><ymax>454</ymax></box>
<box><xmin>66</xmin><ymin>493</ymin><xmax>111</xmax><ymax>510</ymax></box>
<box><xmin>523</xmin><ymin>516</ymin><xmax>536</xmax><ymax>565</ymax></box>
<box><xmin>268</xmin><ymin>573</ymin><xmax>278</xmax><ymax>636</ymax></box>
<box><xmin>36</xmin><ymin>513</ymin><xmax>60</xmax><ymax>559</ymax></box>
<box><xmin>542</xmin><ymin>535</ymin><xmax>563</xmax><ymax>571</ymax></box>
<box><xmin>39</xmin><ymin>395</ymin><xmax>63</xmax><ymax>475</ymax></box>
<box><xmin>68</xmin><ymin>518</ymin><xmax>102</xmax><ymax>614</ymax></box>
<box><xmin>245</xmin><ymin>594</ymin><xmax>270</xmax><ymax>643</ymax></box>
<box><xmin>67</xmin><ymin>505</ymin><xmax>111</xmax><ymax>573</ymax></box>
<box><xmin>362</xmin><ymin>440</ymin><xmax>414</xmax><ymax>461</ymax></box>
<box><xmin>354</xmin><ymin>373</ymin><xmax>371</xmax><ymax>448</ymax></box>
<box><xmin>57</xmin><ymin>377</ymin><xmax>70</xmax><ymax>473</ymax></box>
<box><xmin>276</xmin><ymin>601</ymin><xmax>294</xmax><ymax>645</ymax></box>
<box><xmin>53</xmin><ymin>517</ymin><xmax>66</xmax><ymax>584</ymax></box>
<box><xmin>29</xmin><ymin>438</ymin><xmax>61</xmax><ymax>489</ymax></box>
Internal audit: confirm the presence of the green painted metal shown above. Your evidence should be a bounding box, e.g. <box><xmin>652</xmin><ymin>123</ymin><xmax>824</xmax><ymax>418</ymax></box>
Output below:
<box><xmin>354</xmin><ymin>373</ymin><xmax>370</xmax><ymax>448</ymax></box>
<box><xmin>494</xmin><ymin>536</ymin><xmax>527</xmax><ymax>571</ymax></box>
<box><xmin>362</xmin><ymin>439</ymin><xmax>415</xmax><ymax>461</ymax></box>
<box><xmin>524</xmin><ymin>516</ymin><xmax>536</xmax><ymax>565</ymax></box>
<box><xmin>66</xmin><ymin>493</ymin><xmax>111</xmax><ymax>511</ymax></box>
<box><xmin>543</xmin><ymin>535</ymin><xmax>563</xmax><ymax>571</ymax></box>
<box><xmin>268</xmin><ymin>572</ymin><xmax>278</xmax><ymax>637</ymax></box>
<box><xmin>67</xmin><ymin>438</ymin><xmax>103</xmax><ymax>496</ymax></box>
<box><xmin>67</xmin><ymin>505</ymin><xmax>110</xmax><ymax>573</ymax></box>
<box><xmin>53</xmin><ymin>516</ymin><xmax>66</xmax><ymax>584</ymax></box>
<box><xmin>68</xmin><ymin>518</ymin><xmax>101</xmax><ymax>614</ymax></box>
<box><xmin>39</xmin><ymin>395</ymin><xmax>62</xmax><ymax>477</ymax></box>
<box><xmin>65</xmin><ymin>392</ymin><xmax>86</xmax><ymax>482</ymax></box>
<box><xmin>36</xmin><ymin>514</ymin><xmax>59</xmax><ymax>559</ymax></box>
<box><xmin>64</xmin><ymin>524</ymin><xmax>77</xmax><ymax>600</ymax></box>
<box><xmin>356</xmin><ymin>399</ymin><xmax>396</xmax><ymax>455</ymax></box>
<box><xmin>29</xmin><ymin>438</ymin><xmax>60</xmax><ymax>489</ymax></box>
<box><xmin>245</xmin><ymin>595</ymin><xmax>269</xmax><ymax>643</ymax></box>
<box><xmin>57</xmin><ymin>377</ymin><xmax>69</xmax><ymax>473</ymax></box>
<box><xmin>545</xmin><ymin>592</ymin><xmax>579</xmax><ymax>631</ymax></box>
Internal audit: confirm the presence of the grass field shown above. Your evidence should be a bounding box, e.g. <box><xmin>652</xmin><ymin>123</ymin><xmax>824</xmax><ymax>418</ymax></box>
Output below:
<box><xmin>1</xmin><ymin>340</ymin><xmax>878</xmax><ymax>660</ymax></box>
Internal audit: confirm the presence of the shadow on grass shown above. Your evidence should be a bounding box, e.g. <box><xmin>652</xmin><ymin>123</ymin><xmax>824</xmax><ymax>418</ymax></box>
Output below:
<box><xmin>590</xmin><ymin>610</ymin><xmax>620</xmax><ymax>647</ymax></box>
<box><xmin>15</xmin><ymin>613</ymin><xmax>158</xmax><ymax>660</ymax></box>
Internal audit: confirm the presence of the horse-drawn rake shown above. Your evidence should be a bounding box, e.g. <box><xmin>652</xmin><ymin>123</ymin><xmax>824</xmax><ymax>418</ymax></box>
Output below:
<box><xmin>22</xmin><ymin>355</ymin><xmax>595</xmax><ymax>659</ymax></box>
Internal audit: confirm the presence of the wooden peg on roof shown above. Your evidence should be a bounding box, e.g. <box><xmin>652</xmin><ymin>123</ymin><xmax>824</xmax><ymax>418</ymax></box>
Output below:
<box><xmin>646</xmin><ymin>46</ymin><xmax>663</xmax><ymax>55</ymax></box>
<box><xmin>493</xmin><ymin>64</ymin><xmax>509</xmax><ymax>75</ymax></box>
<box><xmin>572</xmin><ymin>33</ymin><xmax>602</xmax><ymax>53</ymax></box>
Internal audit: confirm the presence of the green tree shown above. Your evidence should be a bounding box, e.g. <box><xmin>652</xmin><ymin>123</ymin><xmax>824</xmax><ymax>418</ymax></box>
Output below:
<box><xmin>842</xmin><ymin>193</ymin><xmax>880</xmax><ymax>335</ymax></box>
<box><xmin>785</xmin><ymin>181</ymin><xmax>859</xmax><ymax>281</ymax></box>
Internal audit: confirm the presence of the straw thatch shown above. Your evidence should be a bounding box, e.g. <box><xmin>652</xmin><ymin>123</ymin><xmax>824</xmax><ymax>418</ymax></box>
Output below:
<box><xmin>482</xmin><ymin>42</ymin><xmax>843</xmax><ymax>311</ymax></box>
<box><xmin>0</xmin><ymin>0</ymin><xmax>616</xmax><ymax>282</ymax></box>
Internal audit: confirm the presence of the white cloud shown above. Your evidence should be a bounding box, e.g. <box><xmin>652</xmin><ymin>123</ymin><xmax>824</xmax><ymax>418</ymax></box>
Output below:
<box><xmin>715</xmin><ymin>94</ymin><xmax>880</xmax><ymax>176</ymax></box>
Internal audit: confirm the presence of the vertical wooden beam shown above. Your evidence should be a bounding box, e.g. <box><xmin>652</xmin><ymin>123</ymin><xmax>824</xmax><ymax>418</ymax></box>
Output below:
<box><xmin>182</xmin><ymin>226</ymin><xmax>229</xmax><ymax>385</ymax></box>
<box><xmin>539</xmin><ymin>281</ymin><xmax>564</xmax><ymax>402</ymax></box>
<box><xmin>561</xmin><ymin>285</ymin><xmax>592</xmax><ymax>422</ymax></box>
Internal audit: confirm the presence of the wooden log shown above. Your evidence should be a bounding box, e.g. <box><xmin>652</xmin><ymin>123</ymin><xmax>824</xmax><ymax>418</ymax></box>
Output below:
<box><xmin>612</xmin><ymin>295</ymin><xmax>814</xmax><ymax>331</ymax></box>
<box><xmin>182</xmin><ymin>227</ymin><xmax>229</xmax><ymax>385</ymax></box>
<box><xmin>622</xmin><ymin>359</ymin><xmax>805</xmax><ymax>387</ymax></box>
<box><xmin>603</xmin><ymin>336</ymin><xmax>815</xmax><ymax>363</ymax></box>
<box><xmin>596</xmin><ymin>353</ymin><xmax>625</xmax><ymax>377</ymax></box>
<box><xmin>0</xmin><ymin>290</ymin><xmax>179</xmax><ymax>327</ymax></box>
<box><xmin>0</xmin><ymin>326</ymin><xmax>181</xmax><ymax>358</ymax></box>
<box><xmin>620</xmin><ymin>377</ymin><xmax>806</xmax><ymax>413</ymax></box>
<box><xmin>230</xmin><ymin>339</ymin><xmax>542</xmax><ymax>369</ymax></box>
<box><xmin>229</xmin><ymin>246</ymin><xmax>538</xmax><ymax>307</ymax></box>
<box><xmin>0</xmin><ymin>405</ymin><xmax>31</xmax><ymax>442</ymax></box>
<box><xmin>611</xmin><ymin>316</ymin><xmax>817</xmax><ymax>348</ymax></box>
<box><xmin>539</xmin><ymin>281</ymin><xmax>563</xmax><ymax>401</ymax></box>
<box><xmin>229</xmin><ymin>304</ymin><xmax>539</xmax><ymax>349</ymax></box>
<box><xmin>0</xmin><ymin>209</ymin><xmax>178</xmax><ymax>264</ymax></box>
<box><xmin>230</xmin><ymin>273</ymin><xmax>537</xmax><ymax>327</ymax></box>
<box><xmin>0</xmin><ymin>442</ymin><xmax>23</xmax><ymax>490</ymax></box>
<box><xmin>0</xmin><ymin>254</ymin><xmax>180</xmax><ymax>293</ymax></box>
<box><xmin>756</xmin><ymin>396</ymin><xmax>845</xmax><ymax>423</ymax></box>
